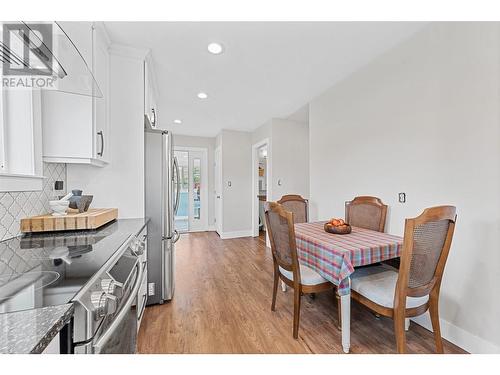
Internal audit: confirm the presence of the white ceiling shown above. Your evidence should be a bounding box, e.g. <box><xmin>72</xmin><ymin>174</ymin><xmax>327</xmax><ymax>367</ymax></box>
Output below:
<box><xmin>104</xmin><ymin>22</ymin><xmax>426</xmax><ymax>137</ymax></box>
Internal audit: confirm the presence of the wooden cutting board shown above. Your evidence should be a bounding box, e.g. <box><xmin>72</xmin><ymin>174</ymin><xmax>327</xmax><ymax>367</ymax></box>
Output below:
<box><xmin>20</xmin><ymin>208</ymin><xmax>118</xmax><ymax>233</ymax></box>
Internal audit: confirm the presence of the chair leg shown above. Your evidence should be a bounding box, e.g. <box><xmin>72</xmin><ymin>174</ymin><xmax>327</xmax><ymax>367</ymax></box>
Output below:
<box><xmin>271</xmin><ymin>271</ymin><xmax>279</xmax><ymax>311</ymax></box>
<box><xmin>393</xmin><ymin>313</ymin><xmax>407</xmax><ymax>354</ymax></box>
<box><xmin>336</xmin><ymin>290</ymin><xmax>342</xmax><ymax>330</ymax></box>
<box><xmin>293</xmin><ymin>287</ymin><xmax>301</xmax><ymax>339</ymax></box>
<box><xmin>429</xmin><ymin>295</ymin><xmax>444</xmax><ymax>353</ymax></box>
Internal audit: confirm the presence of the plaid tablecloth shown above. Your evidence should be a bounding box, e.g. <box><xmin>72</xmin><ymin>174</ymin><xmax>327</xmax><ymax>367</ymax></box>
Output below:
<box><xmin>294</xmin><ymin>222</ymin><xmax>403</xmax><ymax>295</ymax></box>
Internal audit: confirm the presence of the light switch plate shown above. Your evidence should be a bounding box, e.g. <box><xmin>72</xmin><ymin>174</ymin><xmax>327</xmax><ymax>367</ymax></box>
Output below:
<box><xmin>398</xmin><ymin>192</ymin><xmax>406</xmax><ymax>203</ymax></box>
<box><xmin>148</xmin><ymin>282</ymin><xmax>155</xmax><ymax>296</ymax></box>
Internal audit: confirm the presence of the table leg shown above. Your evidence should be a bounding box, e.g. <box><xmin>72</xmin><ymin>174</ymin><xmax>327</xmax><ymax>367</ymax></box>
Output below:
<box><xmin>340</xmin><ymin>292</ymin><xmax>351</xmax><ymax>353</ymax></box>
<box><xmin>281</xmin><ymin>280</ymin><xmax>287</xmax><ymax>292</ymax></box>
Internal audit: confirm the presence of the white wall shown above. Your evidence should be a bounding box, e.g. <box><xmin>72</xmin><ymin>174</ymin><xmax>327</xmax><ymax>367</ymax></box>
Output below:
<box><xmin>219</xmin><ymin>129</ymin><xmax>253</xmax><ymax>236</ymax></box>
<box><xmin>251</xmin><ymin>120</ymin><xmax>272</xmax><ymax>144</ymax></box>
<box><xmin>252</xmin><ymin>118</ymin><xmax>310</xmax><ymax>201</ymax></box>
<box><xmin>309</xmin><ymin>22</ymin><xmax>500</xmax><ymax>353</ymax></box>
<box><xmin>175</xmin><ymin>134</ymin><xmax>216</xmax><ymax>228</ymax></box>
<box><xmin>67</xmin><ymin>52</ymin><xmax>145</xmax><ymax>218</ymax></box>
<box><xmin>270</xmin><ymin>119</ymin><xmax>309</xmax><ymax>201</ymax></box>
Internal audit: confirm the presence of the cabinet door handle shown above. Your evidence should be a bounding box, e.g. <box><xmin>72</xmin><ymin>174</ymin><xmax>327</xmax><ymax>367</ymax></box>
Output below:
<box><xmin>97</xmin><ymin>131</ymin><xmax>104</xmax><ymax>157</ymax></box>
<box><xmin>151</xmin><ymin>108</ymin><xmax>156</xmax><ymax>127</ymax></box>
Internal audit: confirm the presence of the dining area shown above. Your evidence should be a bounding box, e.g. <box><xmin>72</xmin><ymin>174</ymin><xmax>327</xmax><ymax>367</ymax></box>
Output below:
<box><xmin>265</xmin><ymin>195</ymin><xmax>457</xmax><ymax>354</ymax></box>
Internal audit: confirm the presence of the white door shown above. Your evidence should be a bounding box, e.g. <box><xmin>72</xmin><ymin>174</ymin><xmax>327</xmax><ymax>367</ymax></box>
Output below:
<box><xmin>214</xmin><ymin>146</ymin><xmax>222</xmax><ymax>235</ymax></box>
<box><xmin>174</xmin><ymin>148</ymin><xmax>208</xmax><ymax>233</ymax></box>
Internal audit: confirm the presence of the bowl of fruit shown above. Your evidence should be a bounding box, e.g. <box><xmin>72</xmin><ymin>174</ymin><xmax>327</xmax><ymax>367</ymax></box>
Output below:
<box><xmin>324</xmin><ymin>218</ymin><xmax>352</xmax><ymax>235</ymax></box>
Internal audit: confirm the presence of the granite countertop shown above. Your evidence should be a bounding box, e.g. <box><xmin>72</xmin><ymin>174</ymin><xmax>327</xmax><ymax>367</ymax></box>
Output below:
<box><xmin>0</xmin><ymin>217</ymin><xmax>149</xmax><ymax>354</ymax></box>
<box><xmin>0</xmin><ymin>303</ymin><xmax>74</xmax><ymax>354</ymax></box>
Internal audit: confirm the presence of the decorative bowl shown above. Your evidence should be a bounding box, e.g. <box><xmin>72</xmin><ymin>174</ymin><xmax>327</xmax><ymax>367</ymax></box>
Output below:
<box><xmin>76</xmin><ymin>195</ymin><xmax>93</xmax><ymax>213</ymax></box>
<box><xmin>324</xmin><ymin>223</ymin><xmax>352</xmax><ymax>235</ymax></box>
<box><xmin>69</xmin><ymin>189</ymin><xmax>83</xmax><ymax>209</ymax></box>
<box><xmin>49</xmin><ymin>200</ymin><xmax>70</xmax><ymax>216</ymax></box>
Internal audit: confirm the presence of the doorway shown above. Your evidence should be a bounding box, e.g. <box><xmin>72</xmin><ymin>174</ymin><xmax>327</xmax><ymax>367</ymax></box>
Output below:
<box><xmin>214</xmin><ymin>146</ymin><xmax>222</xmax><ymax>235</ymax></box>
<box><xmin>252</xmin><ymin>139</ymin><xmax>271</xmax><ymax>238</ymax></box>
<box><xmin>174</xmin><ymin>147</ymin><xmax>208</xmax><ymax>233</ymax></box>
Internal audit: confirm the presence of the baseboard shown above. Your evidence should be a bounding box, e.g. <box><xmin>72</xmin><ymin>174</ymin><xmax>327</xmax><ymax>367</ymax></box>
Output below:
<box><xmin>411</xmin><ymin>314</ymin><xmax>500</xmax><ymax>353</ymax></box>
<box><xmin>219</xmin><ymin>230</ymin><xmax>253</xmax><ymax>239</ymax></box>
<box><xmin>208</xmin><ymin>225</ymin><xmax>216</xmax><ymax>231</ymax></box>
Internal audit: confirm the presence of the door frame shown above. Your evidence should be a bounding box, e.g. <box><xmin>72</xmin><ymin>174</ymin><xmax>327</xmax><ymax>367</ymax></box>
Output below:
<box><xmin>174</xmin><ymin>146</ymin><xmax>209</xmax><ymax>232</ymax></box>
<box><xmin>252</xmin><ymin>138</ymin><xmax>272</xmax><ymax>238</ymax></box>
<box><xmin>214</xmin><ymin>146</ymin><xmax>223</xmax><ymax>235</ymax></box>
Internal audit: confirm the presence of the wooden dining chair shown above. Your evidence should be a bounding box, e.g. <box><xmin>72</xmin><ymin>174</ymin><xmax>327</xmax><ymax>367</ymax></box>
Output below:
<box><xmin>277</xmin><ymin>194</ymin><xmax>308</xmax><ymax>224</ymax></box>
<box><xmin>349</xmin><ymin>206</ymin><xmax>457</xmax><ymax>353</ymax></box>
<box><xmin>336</xmin><ymin>196</ymin><xmax>389</xmax><ymax>325</ymax></box>
<box><xmin>345</xmin><ymin>196</ymin><xmax>387</xmax><ymax>232</ymax></box>
<box><xmin>264</xmin><ymin>202</ymin><xmax>332</xmax><ymax>339</ymax></box>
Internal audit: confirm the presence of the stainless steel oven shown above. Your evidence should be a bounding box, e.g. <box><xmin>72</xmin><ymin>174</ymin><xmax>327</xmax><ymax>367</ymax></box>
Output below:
<box><xmin>72</xmin><ymin>234</ymin><xmax>145</xmax><ymax>354</ymax></box>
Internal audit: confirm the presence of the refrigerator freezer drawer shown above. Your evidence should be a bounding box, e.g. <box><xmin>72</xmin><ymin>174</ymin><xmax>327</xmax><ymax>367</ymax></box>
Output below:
<box><xmin>162</xmin><ymin>238</ymin><xmax>175</xmax><ymax>301</ymax></box>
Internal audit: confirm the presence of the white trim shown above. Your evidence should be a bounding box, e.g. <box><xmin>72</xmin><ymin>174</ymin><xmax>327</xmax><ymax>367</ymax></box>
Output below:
<box><xmin>252</xmin><ymin>138</ymin><xmax>272</xmax><ymax>238</ymax></box>
<box><xmin>31</xmin><ymin>90</ymin><xmax>43</xmax><ymax>177</ymax></box>
<box><xmin>218</xmin><ymin>230</ymin><xmax>253</xmax><ymax>240</ymax></box>
<box><xmin>175</xmin><ymin>146</ymin><xmax>207</xmax><ymax>152</ymax></box>
<box><xmin>214</xmin><ymin>145</ymin><xmax>223</xmax><ymax>235</ymax></box>
<box><xmin>145</xmin><ymin>52</ymin><xmax>160</xmax><ymax>101</ymax></box>
<box><xmin>0</xmin><ymin>174</ymin><xmax>44</xmax><ymax>192</ymax></box>
<box><xmin>43</xmin><ymin>156</ymin><xmax>108</xmax><ymax>167</ymax></box>
<box><xmin>95</xmin><ymin>22</ymin><xmax>112</xmax><ymax>46</ymax></box>
<box><xmin>0</xmin><ymin>86</ymin><xmax>6</xmax><ymax>174</ymax></box>
<box><xmin>208</xmin><ymin>225</ymin><xmax>216</xmax><ymax>231</ymax></box>
<box><xmin>411</xmin><ymin>314</ymin><xmax>500</xmax><ymax>354</ymax></box>
<box><xmin>27</xmin><ymin>89</ymin><xmax>35</xmax><ymax>175</ymax></box>
<box><xmin>108</xmin><ymin>43</ymin><xmax>150</xmax><ymax>60</ymax></box>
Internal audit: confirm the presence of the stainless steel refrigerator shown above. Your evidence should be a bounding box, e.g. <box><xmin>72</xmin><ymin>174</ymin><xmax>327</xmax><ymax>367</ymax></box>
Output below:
<box><xmin>145</xmin><ymin>118</ymin><xmax>180</xmax><ymax>304</ymax></box>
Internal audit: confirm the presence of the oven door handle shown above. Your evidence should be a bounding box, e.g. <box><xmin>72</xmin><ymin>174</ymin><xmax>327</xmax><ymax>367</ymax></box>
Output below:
<box><xmin>93</xmin><ymin>260</ymin><xmax>143</xmax><ymax>353</ymax></box>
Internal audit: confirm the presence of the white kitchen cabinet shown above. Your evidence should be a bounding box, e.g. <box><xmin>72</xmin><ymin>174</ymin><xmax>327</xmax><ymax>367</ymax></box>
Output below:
<box><xmin>42</xmin><ymin>22</ymin><xmax>110</xmax><ymax>167</ymax></box>
<box><xmin>92</xmin><ymin>24</ymin><xmax>110</xmax><ymax>164</ymax></box>
<box><xmin>144</xmin><ymin>59</ymin><xmax>158</xmax><ymax>128</ymax></box>
<box><xmin>0</xmin><ymin>88</ymin><xmax>44</xmax><ymax>192</ymax></box>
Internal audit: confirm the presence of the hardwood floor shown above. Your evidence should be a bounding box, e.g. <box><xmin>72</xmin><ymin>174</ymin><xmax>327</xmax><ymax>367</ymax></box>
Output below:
<box><xmin>137</xmin><ymin>232</ymin><xmax>466</xmax><ymax>354</ymax></box>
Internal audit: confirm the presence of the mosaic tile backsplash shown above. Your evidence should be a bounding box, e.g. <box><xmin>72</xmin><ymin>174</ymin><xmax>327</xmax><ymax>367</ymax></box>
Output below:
<box><xmin>0</xmin><ymin>163</ymin><xmax>66</xmax><ymax>241</ymax></box>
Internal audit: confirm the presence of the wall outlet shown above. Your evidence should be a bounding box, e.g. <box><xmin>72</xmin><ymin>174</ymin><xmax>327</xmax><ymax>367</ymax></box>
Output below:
<box><xmin>398</xmin><ymin>192</ymin><xmax>406</xmax><ymax>203</ymax></box>
<box><xmin>148</xmin><ymin>282</ymin><xmax>155</xmax><ymax>296</ymax></box>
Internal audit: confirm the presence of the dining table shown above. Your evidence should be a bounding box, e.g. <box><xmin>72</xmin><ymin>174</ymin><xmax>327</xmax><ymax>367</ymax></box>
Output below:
<box><xmin>294</xmin><ymin>221</ymin><xmax>404</xmax><ymax>353</ymax></box>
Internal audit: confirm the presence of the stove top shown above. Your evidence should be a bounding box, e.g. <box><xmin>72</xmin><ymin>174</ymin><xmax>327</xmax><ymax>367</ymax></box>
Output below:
<box><xmin>0</xmin><ymin>219</ymin><xmax>147</xmax><ymax>315</ymax></box>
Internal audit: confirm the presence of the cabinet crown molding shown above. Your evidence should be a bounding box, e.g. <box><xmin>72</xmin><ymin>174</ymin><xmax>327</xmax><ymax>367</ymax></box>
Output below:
<box><xmin>109</xmin><ymin>43</ymin><xmax>150</xmax><ymax>60</ymax></box>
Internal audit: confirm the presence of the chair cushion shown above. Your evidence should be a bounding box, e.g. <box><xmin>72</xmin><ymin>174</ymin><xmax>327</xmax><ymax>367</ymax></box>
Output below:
<box><xmin>351</xmin><ymin>265</ymin><xmax>429</xmax><ymax>308</ymax></box>
<box><xmin>279</xmin><ymin>264</ymin><xmax>328</xmax><ymax>286</ymax></box>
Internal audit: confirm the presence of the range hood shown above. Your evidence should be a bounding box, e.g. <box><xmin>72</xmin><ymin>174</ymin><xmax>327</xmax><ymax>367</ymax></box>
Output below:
<box><xmin>0</xmin><ymin>21</ymin><xmax>102</xmax><ymax>97</ymax></box>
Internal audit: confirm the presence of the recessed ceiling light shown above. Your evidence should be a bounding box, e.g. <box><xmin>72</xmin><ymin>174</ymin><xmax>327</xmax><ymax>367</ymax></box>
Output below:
<box><xmin>207</xmin><ymin>42</ymin><xmax>224</xmax><ymax>55</ymax></box>
<box><xmin>173</xmin><ymin>119</ymin><xmax>182</xmax><ymax>124</ymax></box>
<box><xmin>197</xmin><ymin>92</ymin><xmax>208</xmax><ymax>99</ymax></box>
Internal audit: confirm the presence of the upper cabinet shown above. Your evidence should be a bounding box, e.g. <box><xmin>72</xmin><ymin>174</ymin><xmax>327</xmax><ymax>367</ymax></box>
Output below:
<box><xmin>42</xmin><ymin>22</ymin><xmax>110</xmax><ymax>167</ymax></box>
<box><xmin>144</xmin><ymin>58</ymin><xmax>158</xmax><ymax>129</ymax></box>
<box><xmin>0</xmin><ymin>89</ymin><xmax>44</xmax><ymax>192</ymax></box>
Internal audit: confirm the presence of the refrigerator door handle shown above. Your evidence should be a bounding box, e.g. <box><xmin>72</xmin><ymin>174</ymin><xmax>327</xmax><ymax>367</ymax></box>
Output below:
<box><xmin>173</xmin><ymin>156</ymin><xmax>181</xmax><ymax>215</ymax></box>
<box><xmin>172</xmin><ymin>229</ymin><xmax>180</xmax><ymax>244</ymax></box>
